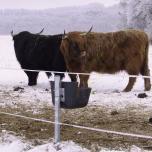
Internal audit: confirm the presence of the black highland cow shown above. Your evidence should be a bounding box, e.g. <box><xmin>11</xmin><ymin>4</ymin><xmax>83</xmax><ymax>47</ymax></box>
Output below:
<box><xmin>11</xmin><ymin>29</ymin><xmax>66</xmax><ymax>86</ymax></box>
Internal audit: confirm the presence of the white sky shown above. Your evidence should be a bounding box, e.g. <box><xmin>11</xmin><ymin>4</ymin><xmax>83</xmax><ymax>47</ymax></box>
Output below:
<box><xmin>0</xmin><ymin>0</ymin><xmax>120</xmax><ymax>9</ymax></box>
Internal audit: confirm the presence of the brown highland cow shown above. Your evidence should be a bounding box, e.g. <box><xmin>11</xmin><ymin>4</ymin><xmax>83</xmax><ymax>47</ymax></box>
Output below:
<box><xmin>60</xmin><ymin>29</ymin><xmax>151</xmax><ymax>92</ymax></box>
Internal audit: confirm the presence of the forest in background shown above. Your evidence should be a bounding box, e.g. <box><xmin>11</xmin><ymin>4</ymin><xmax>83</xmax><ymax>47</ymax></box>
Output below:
<box><xmin>119</xmin><ymin>0</ymin><xmax>152</xmax><ymax>41</ymax></box>
<box><xmin>0</xmin><ymin>3</ymin><xmax>120</xmax><ymax>35</ymax></box>
<box><xmin>0</xmin><ymin>0</ymin><xmax>152</xmax><ymax>41</ymax></box>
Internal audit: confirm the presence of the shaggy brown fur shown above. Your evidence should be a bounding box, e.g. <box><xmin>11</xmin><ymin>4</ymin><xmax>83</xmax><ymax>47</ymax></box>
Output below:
<box><xmin>60</xmin><ymin>29</ymin><xmax>151</xmax><ymax>92</ymax></box>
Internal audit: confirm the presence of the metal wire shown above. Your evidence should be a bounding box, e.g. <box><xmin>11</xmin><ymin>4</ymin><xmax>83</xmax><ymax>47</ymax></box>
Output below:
<box><xmin>0</xmin><ymin>111</ymin><xmax>152</xmax><ymax>140</ymax></box>
<box><xmin>0</xmin><ymin>66</ymin><xmax>151</xmax><ymax>79</ymax></box>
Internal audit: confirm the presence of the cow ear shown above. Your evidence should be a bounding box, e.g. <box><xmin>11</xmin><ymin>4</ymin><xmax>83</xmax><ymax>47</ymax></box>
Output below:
<box><xmin>62</xmin><ymin>35</ymin><xmax>68</xmax><ymax>40</ymax></box>
<box><xmin>80</xmin><ymin>33</ymin><xmax>86</xmax><ymax>36</ymax></box>
<box><xmin>62</xmin><ymin>34</ymin><xmax>68</xmax><ymax>40</ymax></box>
<box><xmin>80</xmin><ymin>51</ymin><xmax>86</xmax><ymax>57</ymax></box>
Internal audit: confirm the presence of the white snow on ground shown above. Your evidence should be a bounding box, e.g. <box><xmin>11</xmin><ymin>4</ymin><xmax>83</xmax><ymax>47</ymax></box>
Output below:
<box><xmin>0</xmin><ymin>35</ymin><xmax>152</xmax><ymax>151</ymax></box>
<box><xmin>0</xmin><ymin>132</ymin><xmax>90</xmax><ymax>152</ymax></box>
<box><xmin>0</xmin><ymin>133</ymin><xmax>148</xmax><ymax>152</ymax></box>
<box><xmin>0</xmin><ymin>35</ymin><xmax>152</xmax><ymax>110</ymax></box>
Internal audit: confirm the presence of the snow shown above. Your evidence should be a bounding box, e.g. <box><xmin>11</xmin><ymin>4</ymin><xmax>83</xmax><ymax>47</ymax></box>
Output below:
<box><xmin>0</xmin><ymin>35</ymin><xmax>152</xmax><ymax>151</ymax></box>
<box><xmin>0</xmin><ymin>132</ymin><xmax>146</xmax><ymax>152</ymax></box>
<box><xmin>0</xmin><ymin>132</ymin><xmax>90</xmax><ymax>152</ymax></box>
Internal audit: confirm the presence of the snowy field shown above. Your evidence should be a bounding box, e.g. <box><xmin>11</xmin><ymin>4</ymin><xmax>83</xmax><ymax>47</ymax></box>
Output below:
<box><xmin>0</xmin><ymin>35</ymin><xmax>152</xmax><ymax>151</ymax></box>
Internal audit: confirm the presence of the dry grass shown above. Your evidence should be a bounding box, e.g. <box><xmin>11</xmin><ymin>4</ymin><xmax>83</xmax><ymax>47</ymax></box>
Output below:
<box><xmin>0</xmin><ymin>103</ymin><xmax>152</xmax><ymax>151</ymax></box>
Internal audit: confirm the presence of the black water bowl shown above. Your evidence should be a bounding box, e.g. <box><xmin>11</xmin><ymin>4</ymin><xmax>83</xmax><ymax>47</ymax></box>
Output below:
<box><xmin>50</xmin><ymin>81</ymin><xmax>91</xmax><ymax>109</ymax></box>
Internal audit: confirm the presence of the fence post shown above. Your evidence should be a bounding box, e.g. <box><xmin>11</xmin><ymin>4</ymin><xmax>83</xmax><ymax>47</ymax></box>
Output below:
<box><xmin>54</xmin><ymin>76</ymin><xmax>61</xmax><ymax>144</ymax></box>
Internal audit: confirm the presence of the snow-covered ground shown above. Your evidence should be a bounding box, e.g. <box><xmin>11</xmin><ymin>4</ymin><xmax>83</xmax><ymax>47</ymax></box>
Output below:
<box><xmin>0</xmin><ymin>132</ymin><xmax>146</xmax><ymax>152</ymax></box>
<box><xmin>0</xmin><ymin>35</ymin><xmax>152</xmax><ymax>151</ymax></box>
<box><xmin>0</xmin><ymin>35</ymin><xmax>152</xmax><ymax>109</ymax></box>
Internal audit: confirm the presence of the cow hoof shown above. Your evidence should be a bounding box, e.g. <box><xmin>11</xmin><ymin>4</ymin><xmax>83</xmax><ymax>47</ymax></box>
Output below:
<box><xmin>28</xmin><ymin>82</ymin><xmax>37</xmax><ymax>86</ymax></box>
<box><xmin>145</xmin><ymin>88</ymin><xmax>151</xmax><ymax>91</ymax></box>
<box><xmin>145</xmin><ymin>85</ymin><xmax>151</xmax><ymax>91</ymax></box>
<box><xmin>123</xmin><ymin>88</ymin><xmax>131</xmax><ymax>92</ymax></box>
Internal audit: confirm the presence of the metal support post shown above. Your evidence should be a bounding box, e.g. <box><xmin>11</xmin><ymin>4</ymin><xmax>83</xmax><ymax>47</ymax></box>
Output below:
<box><xmin>54</xmin><ymin>76</ymin><xmax>61</xmax><ymax>144</ymax></box>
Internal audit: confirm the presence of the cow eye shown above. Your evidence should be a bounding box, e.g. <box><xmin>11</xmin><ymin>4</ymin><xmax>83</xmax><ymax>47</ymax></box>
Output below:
<box><xmin>72</xmin><ymin>43</ymin><xmax>78</xmax><ymax>50</ymax></box>
<box><xmin>70</xmin><ymin>42</ymin><xmax>80</xmax><ymax>57</ymax></box>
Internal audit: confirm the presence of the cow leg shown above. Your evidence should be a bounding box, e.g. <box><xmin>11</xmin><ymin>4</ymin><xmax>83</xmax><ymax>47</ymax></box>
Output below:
<box><xmin>79</xmin><ymin>75</ymin><xmax>89</xmax><ymax>88</ymax></box>
<box><xmin>25</xmin><ymin>71</ymin><xmax>39</xmax><ymax>86</ymax></box>
<box><xmin>123</xmin><ymin>77</ymin><xmax>137</xmax><ymax>92</ymax></box>
<box><xmin>140</xmin><ymin>66</ymin><xmax>151</xmax><ymax>91</ymax></box>
<box><xmin>141</xmin><ymin>43</ymin><xmax>151</xmax><ymax>91</ymax></box>
<box><xmin>144</xmin><ymin>69</ymin><xmax>151</xmax><ymax>91</ymax></box>
<box><xmin>124</xmin><ymin>58</ymin><xmax>142</xmax><ymax>92</ymax></box>
<box><xmin>46</xmin><ymin>72</ymin><xmax>51</xmax><ymax>78</ymax></box>
<box><xmin>69</xmin><ymin>74</ymin><xmax>77</xmax><ymax>82</ymax></box>
<box><xmin>124</xmin><ymin>67</ymin><xmax>139</xmax><ymax>92</ymax></box>
<box><xmin>46</xmin><ymin>72</ymin><xmax>65</xmax><ymax>80</ymax></box>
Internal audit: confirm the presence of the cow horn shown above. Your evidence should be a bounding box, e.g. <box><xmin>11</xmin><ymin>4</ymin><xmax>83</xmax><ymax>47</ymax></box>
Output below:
<box><xmin>36</xmin><ymin>28</ymin><xmax>44</xmax><ymax>35</ymax></box>
<box><xmin>87</xmin><ymin>26</ymin><xmax>93</xmax><ymax>34</ymax></box>
<box><xmin>80</xmin><ymin>26</ymin><xmax>93</xmax><ymax>36</ymax></box>
<box><xmin>62</xmin><ymin>30</ymin><xmax>68</xmax><ymax>40</ymax></box>
<box><xmin>10</xmin><ymin>30</ymin><xmax>14</xmax><ymax>37</ymax></box>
